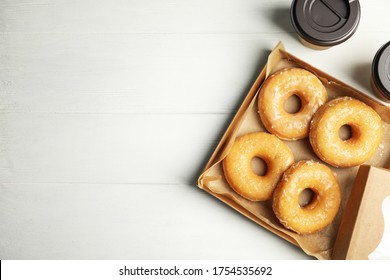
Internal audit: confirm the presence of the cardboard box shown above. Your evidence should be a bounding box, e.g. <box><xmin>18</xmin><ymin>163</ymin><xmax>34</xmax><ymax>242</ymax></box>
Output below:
<box><xmin>333</xmin><ymin>165</ymin><xmax>390</xmax><ymax>260</ymax></box>
<box><xmin>197</xmin><ymin>42</ymin><xmax>390</xmax><ymax>259</ymax></box>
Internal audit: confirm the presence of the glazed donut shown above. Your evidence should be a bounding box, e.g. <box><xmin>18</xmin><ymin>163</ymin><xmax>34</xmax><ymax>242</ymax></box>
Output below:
<box><xmin>273</xmin><ymin>160</ymin><xmax>341</xmax><ymax>235</ymax></box>
<box><xmin>223</xmin><ymin>132</ymin><xmax>294</xmax><ymax>201</ymax></box>
<box><xmin>310</xmin><ymin>97</ymin><xmax>382</xmax><ymax>168</ymax></box>
<box><xmin>258</xmin><ymin>68</ymin><xmax>327</xmax><ymax>140</ymax></box>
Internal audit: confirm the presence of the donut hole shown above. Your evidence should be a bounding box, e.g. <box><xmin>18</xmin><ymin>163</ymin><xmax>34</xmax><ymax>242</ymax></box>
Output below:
<box><xmin>251</xmin><ymin>157</ymin><xmax>268</xmax><ymax>176</ymax></box>
<box><xmin>284</xmin><ymin>93</ymin><xmax>302</xmax><ymax>114</ymax></box>
<box><xmin>299</xmin><ymin>188</ymin><xmax>318</xmax><ymax>208</ymax></box>
<box><xmin>338</xmin><ymin>124</ymin><xmax>353</xmax><ymax>141</ymax></box>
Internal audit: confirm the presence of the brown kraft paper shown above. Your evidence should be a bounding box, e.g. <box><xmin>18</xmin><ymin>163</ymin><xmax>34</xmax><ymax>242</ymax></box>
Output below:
<box><xmin>197</xmin><ymin>42</ymin><xmax>390</xmax><ymax>260</ymax></box>
<box><xmin>332</xmin><ymin>165</ymin><xmax>390</xmax><ymax>260</ymax></box>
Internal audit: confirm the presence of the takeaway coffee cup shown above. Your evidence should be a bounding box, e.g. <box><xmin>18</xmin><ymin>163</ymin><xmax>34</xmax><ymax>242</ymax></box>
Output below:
<box><xmin>371</xmin><ymin>42</ymin><xmax>390</xmax><ymax>101</ymax></box>
<box><xmin>290</xmin><ymin>0</ymin><xmax>361</xmax><ymax>50</ymax></box>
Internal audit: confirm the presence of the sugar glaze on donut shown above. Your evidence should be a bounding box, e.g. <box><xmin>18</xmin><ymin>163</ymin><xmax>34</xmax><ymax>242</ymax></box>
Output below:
<box><xmin>223</xmin><ymin>132</ymin><xmax>294</xmax><ymax>201</ymax></box>
<box><xmin>273</xmin><ymin>160</ymin><xmax>341</xmax><ymax>235</ymax></box>
<box><xmin>309</xmin><ymin>97</ymin><xmax>382</xmax><ymax>168</ymax></box>
<box><xmin>258</xmin><ymin>68</ymin><xmax>327</xmax><ymax>140</ymax></box>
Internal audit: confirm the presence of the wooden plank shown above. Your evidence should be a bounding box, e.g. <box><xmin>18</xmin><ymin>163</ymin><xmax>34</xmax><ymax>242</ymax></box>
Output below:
<box><xmin>0</xmin><ymin>113</ymin><xmax>231</xmax><ymax>184</ymax></box>
<box><xmin>0</xmin><ymin>182</ymin><xmax>311</xmax><ymax>259</ymax></box>
<box><xmin>0</xmin><ymin>32</ymin><xmax>278</xmax><ymax>114</ymax></box>
<box><xmin>0</xmin><ymin>0</ymin><xmax>292</xmax><ymax>34</ymax></box>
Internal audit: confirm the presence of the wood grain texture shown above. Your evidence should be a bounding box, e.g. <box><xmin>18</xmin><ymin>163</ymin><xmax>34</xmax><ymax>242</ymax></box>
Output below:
<box><xmin>1</xmin><ymin>0</ymin><xmax>389</xmax><ymax>259</ymax></box>
<box><xmin>0</xmin><ymin>182</ymin><xmax>308</xmax><ymax>259</ymax></box>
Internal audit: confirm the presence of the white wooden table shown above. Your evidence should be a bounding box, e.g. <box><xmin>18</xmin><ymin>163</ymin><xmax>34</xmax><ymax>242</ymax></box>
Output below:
<box><xmin>1</xmin><ymin>0</ymin><xmax>389</xmax><ymax>260</ymax></box>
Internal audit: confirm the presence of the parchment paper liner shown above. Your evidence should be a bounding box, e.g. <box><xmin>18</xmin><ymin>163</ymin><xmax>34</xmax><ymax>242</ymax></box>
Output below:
<box><xmin>197</xmin><ymin>42</ymin><xmax>390</xmax><ymax>260</ymax></box>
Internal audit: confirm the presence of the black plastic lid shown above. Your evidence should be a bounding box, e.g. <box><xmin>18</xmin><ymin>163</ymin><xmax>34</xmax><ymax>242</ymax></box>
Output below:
<box><xmin>372</xmin><ymin>41</ymin><xmax>390</xmax><ymax>99</ymax></box>
<box><xmin>291</xmin><ymin>0</ymin><xmax>361</xmax><ymax>47</ymax></box>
